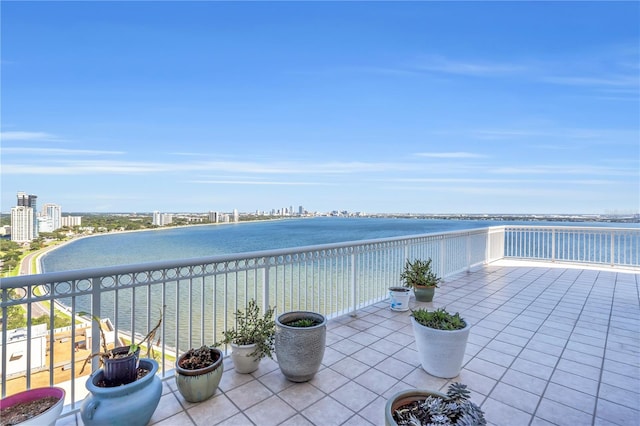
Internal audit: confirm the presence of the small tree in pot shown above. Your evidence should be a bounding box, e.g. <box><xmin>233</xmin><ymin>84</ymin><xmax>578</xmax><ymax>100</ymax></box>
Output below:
<box><xmin>401</xmin><ymin>258</ymin><xmax>441</xmax><ymax>302</ymax></box>
<box><xmin>215</xmin><ymin>299</ymin><xmax>276</xmax><ymax>374</ymax></box>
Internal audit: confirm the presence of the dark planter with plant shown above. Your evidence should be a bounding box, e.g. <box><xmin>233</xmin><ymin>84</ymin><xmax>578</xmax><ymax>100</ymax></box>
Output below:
<box><xmin>175</xmin><ymin>345</ymin><xmax>224</xmax><ymax>403</ymax></box>
<box><xmin>79</xmin><ymin>309</ymin><xmax>163</xmax><ymax>386</ymax></box>
<box><xmin>215</xmin><ymin>299</ymin><xmax>275</xmax><ymax>374</ymax></box>
<box><xmin>401</xmin><ymin>258</ymin><xmax>441</xmax><ymax>302</ymax></box>
<box><xmin>274</xmin><ymin>311</ymin><xmax>326</xmax><ymax>382</ymax></box>
<box><xmin>79</xmin><ymin>309</ymin><xmax>164</xmax><ymax>426</ymax></box>
<box><xmin>385</xmin><ymin>382</ymin><xmax>486</xmax><ymax>426</ymax></box>
<box><xmin>411</xmin><ymin>307</ymin><xmax>470</xmax><ymax>378</ymax></box>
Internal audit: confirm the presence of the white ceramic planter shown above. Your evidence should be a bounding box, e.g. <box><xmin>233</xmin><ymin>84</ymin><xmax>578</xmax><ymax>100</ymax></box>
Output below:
<box><xmin>389</xmin><ymin>287</ymin><xmax>410</xmax><ymax>311</ymax></box>
<box><xmin>231</xmin><ymin>343</ymin><xmax>261</xmax><ymax>374</ymax></box>
<box><xmin>411</xmin><ymin>317</ymin><xmax>471</xmax><ymax>378</ymax></box>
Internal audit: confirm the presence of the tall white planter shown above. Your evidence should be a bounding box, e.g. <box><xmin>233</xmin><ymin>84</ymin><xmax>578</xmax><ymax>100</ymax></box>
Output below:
<box><xmin>231</xmin><ymin>343</ymin><xmax>261</xmax><ymax>374</ymax></box>
<box><xmin>411</xmin><ymin>317</ymin><xmax>471</xmax><ymax>378</ymax></box>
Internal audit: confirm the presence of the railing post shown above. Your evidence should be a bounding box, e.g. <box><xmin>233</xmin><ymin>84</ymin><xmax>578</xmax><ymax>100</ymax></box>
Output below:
<box><xmin>91</xmin><ymin>277</ymin><xmax>102</xmax><ymax>372</ymax></box>
<box><xmin>466</xmin><ymin>232</ymin><xmax>471</xmax><ymax>272</ymax></box>
<box><xmin>262</xmin><ymin>262</ymin><xmax>270</xmax><ymax>312</ymax></box>
<box><xmin>610</xmin><ymin>231</ymin><xmax>615</xmax><ymax>267</ymax></box>
<box><xmin>350</xmin><ymin>250</ymin><xmax>358</xmax><ymax>316</ymax></box>
<box><xmin>551</xmin><ymin>228</ymin><xmax>556</xmax><ymax>263</ymax></box>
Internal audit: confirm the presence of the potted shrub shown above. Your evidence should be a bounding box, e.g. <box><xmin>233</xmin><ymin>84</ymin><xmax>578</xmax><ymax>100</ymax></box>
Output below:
<box><xmin>0</xmin><ymin>387</ymin><xmax>65</xmax><ymax>426</ymax></box>
<box><xmin>411</xmin><ymin>308</ymin><xmax>470</xmax><ymax>378</ymax></box>
<box><xmin>274</xmin><ymin>311</ymin><xmax>326</xmax><ymax>382</ymax></box>
<box><xmin>175</xmin><ymin>345</ymin><xmax>224</xmax><ymax>403</ymax></box>
<box><xmin>215</xmin><ymin>299</ymin><xmax>276</xmax><ymax>374</ymax></box>
<box><xmin>401</xmin><ymin>258</ymin><xmax>441</xmax><ymax>302</ymax></box>
<box><xmin>385</xmin><ymin>382</ymin><xmax>486</xmax><ymax>425</ymax></box>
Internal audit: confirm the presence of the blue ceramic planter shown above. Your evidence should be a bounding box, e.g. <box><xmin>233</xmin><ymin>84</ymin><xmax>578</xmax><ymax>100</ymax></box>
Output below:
<box><xmin>81</xmin><ymin>358</ymin><xmax>162</xmax><ymax>426</ymax></box>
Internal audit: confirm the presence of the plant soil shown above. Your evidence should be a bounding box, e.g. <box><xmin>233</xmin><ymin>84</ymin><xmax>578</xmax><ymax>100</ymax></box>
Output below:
<box><xmin>0</xmin><ymin>396</ymin><xmax>58</xmax><ymax>426</ymax></box>
<box><xmin>178</xmin><ymin>346</ymin><xmax>220</xmax><ymax>370</ymax></box>
<box><xmin>96</xmin><ymin>366</ymin><xmax>150</xmax><ymax>387</ymax></box>
<box><xmin>285</xmin><ymin>318</ymin><xmax>322</xmax><ymax>327</ymax></box>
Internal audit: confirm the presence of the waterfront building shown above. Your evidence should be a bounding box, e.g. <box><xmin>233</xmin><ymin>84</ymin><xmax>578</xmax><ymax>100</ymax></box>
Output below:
<box><xmin>153</xmin><ymin>211</ymin><xmax>173</xmax><ymax>226</ymax></box>
<box><xmin>233</xmin><ymin>209</ymin><xmax>239</xmax><ymax>222</ymax></box>
<box><xmin>61</xmin><ymin>216</ymin><xmax>82</xmax><ymax>227</ymax></box>
<box><xmin>16</xmin><ymin>192</ymin><xmax>38</xmax><ymax>238</ymax></box>
<box><xmin>42</xmin><ymin>203</ymin><xmax>62</xmax><ymax>231</ymax></box>
<box><xmin>208</xmin><ymin>211</ymin><xmax>219</xmax><ymax>223</ymax></box>
<box><xmin>10</xmin><ymin>206</ymin><xmax>33</xmax><ymax>242</ymax></box>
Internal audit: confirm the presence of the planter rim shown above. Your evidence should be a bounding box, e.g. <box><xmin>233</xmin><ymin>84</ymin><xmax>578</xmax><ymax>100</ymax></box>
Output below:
<box><xmin>175</xmin><ymin>347</ymin><xmax>223</xmax><ymax>376</ymax></box>
<box><xmin>230</xmin><ymin>342</ymin><xmax>257</xmax><ymax>349</ymax></box>
<box><xmin>385</xmin><ymin>389</ymin><xmax>449</xmax><ymax>426</ymax></box>
<box><xmin>0</xmin><ymin>386</ymin><xmax>65</xmax><ymax>408</ymax></box>
<box><xmin>388</xmin><ymin>287</ymin><xmax>410</xmax><ymax>292</ymax></box>
<box><xmin>276</xmin><ymin>311</ymin><xmax>326</xmax><ymax>330</ymax></box>
<box><xmin>410</xmin><ymin>315</ymin><xmax>471</xmax><ymax>333</ymax></box>
<box><xmin>86</xmin><ymin>358</ymin><xmax>158</xmax><ymax>395</ymax></box>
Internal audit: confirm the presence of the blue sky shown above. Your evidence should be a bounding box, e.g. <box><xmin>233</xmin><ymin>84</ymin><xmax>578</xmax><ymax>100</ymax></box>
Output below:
<box><xmin>2</xmin><ymin>1</ymin><xmax>639</xmax><ymax>215</ymax></box>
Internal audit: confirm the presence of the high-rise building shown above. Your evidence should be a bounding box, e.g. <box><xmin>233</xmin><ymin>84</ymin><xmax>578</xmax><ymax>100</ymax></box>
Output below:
<box><xmin>11</xmin><ymin>206</ymin><xmax>34</xmax><ymax>242</ymax></box>
<box><xmin>42</xmin><ymin>203</ymin><xmax>62</xmax><ymax>231</ymax></box>
<box><xmin>17</xmin><ymin>192</ymin><xmax>38</xmax><ymax>238</ymax></box>
<box><xmin>152</xmin><ymin>211</ymin><xmax>173</xmax><ymax>226</ymax></box>
<box><xmin>233</xmin><ymin>209</ymin><xmax>239</xmax><ymax>223</ymax></box>
<box><xmin>208</xmin><ymin>211</ymin><xmax>219</xmax><ymax>223</ymax></box>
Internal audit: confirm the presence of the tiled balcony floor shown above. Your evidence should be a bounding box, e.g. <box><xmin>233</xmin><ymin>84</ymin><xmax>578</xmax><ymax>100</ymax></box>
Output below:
<box><xmin>58</xmin><ymin>262</ymin><xmax>639</xmax><ymax>426</ymax></box>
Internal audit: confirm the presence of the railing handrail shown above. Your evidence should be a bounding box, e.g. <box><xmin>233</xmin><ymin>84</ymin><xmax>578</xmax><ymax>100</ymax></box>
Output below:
<box><xmin>2</xmin><ymin>225</ymin><xmax>501</xmax><ymax>288</ymax></box>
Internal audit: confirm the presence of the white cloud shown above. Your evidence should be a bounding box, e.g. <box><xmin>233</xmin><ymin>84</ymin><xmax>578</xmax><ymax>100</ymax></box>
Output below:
<box><xmin>414</xmin><ymin>152</ymin><xmax>487</xmax><ymax>159</ymax></box>
<box><xmin>0</xmin><ymin>131</ymin><xmax>62</xmax><ymax>141</ymax></box>
<box><xmin>3</xmin><ymin>147</ymin><xmax>124</xmax><ymax>156</ymax></box>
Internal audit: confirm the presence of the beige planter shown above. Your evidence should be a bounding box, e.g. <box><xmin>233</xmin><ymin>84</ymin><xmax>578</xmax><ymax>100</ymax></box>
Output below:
<box><xmin>231</xmin><ymin>343</ymin><xmax>261</xmax><ymax>374</ymax></box>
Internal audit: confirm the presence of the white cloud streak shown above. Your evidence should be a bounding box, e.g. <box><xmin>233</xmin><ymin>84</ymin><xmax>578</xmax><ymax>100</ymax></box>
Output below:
<box><xmin>1</xmin><ymin>131</ymin><xmax>62</xmax><ymax>141</ymax></box>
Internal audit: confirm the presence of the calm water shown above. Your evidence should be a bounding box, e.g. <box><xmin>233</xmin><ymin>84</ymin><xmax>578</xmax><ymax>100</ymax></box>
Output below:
<box><xmin>40</xmin><ymin>217</ymin><xmax>637</xmax><ymax>351</ymax></box>
<box><xmin>41</xmin><ymin>217</ymin><xmax>635</xmax><ymax>272</ymax></box>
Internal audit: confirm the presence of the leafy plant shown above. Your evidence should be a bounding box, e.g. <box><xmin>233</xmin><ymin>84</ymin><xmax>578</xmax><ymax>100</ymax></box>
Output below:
<box><xmin>215</xmin><ymin>299</ymin><xmax>276</xmax><ymax>360</ymax></box>
<box><xmin>79</xmin><ymin>306</ymin><xmax>165</xmax><ymax>374</ymax></box>
<box><xmin>393</xmin><ymin>382</ymin><xmax>486</xmax><ymax>425</ymax></box>
<box><xmin>400</xmin><ymin>258</ymin><xmax>441</xmax><ymax>288</ymax></box>
<box><xmin>411</xmin><ymin>308</ymin><xmax>466</xmax><ymax>330</ymax></box>
<box><xmin>285</xmin><ymin>318</ymin><xmax>317</xmax><ymax>327</ymax></box>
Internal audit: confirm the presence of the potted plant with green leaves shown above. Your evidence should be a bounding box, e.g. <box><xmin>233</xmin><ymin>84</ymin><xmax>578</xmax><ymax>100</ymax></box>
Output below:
<box><xmin>385</xmin><ymin>382</ymin><xmax>486</xmax><ymax>425</ymax></box>
<box><xmin>215</xmin><ymin>299</ymin><xmax>276</xmax><ymax>374</ymax></box>
<box><xmin>410</xmin><ymin>307</ymin><xmax>470</xmax><ymax>378</ymax></box>
<box><xmin>175</xmin><ymin>345</ymin><xmax>224</xmax><ymax>403</ymax></box>
<box><xmin>274</xmin><ymin>310</ymin><xmax>326</xmax><ymax>382</ymax></box>
<box><xmin>401</xmin><ymin>258</ymin><xmax>441</xmax><ymax>302</ymax></box>
<box><xmin>79</xmin><ymin>308</ymin><xmax>164</xmax><ymax>426</ymax></box>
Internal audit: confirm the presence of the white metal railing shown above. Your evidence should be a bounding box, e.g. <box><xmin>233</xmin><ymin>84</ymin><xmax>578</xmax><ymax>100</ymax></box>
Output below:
<box><xmin>503</xmin><ymin>226</ymin><xmax>640</xmax><ymax>268</ymax></box>
<box><xmin>0</xmin><ymin>225</ymin><xmax>637</xmax><ymax>412</ymax></box>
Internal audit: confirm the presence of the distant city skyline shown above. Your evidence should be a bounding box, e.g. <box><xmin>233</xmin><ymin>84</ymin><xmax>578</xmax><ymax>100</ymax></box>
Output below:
<box><xmin>2</xmin><ymin>2</ymin><xmax>638</xmax><ymax>214</ymax></box>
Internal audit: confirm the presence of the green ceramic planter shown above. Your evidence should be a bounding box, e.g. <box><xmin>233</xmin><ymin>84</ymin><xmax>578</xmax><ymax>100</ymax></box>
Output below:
<box><xmin>175</xmin><ymin>347</ymin><xmax>224</xmax><ymax>403</ymax></box>
<box><xmin>414</xmin><ymin>285</ymin><xmax>435</xmax><ymax>302</ymax></box>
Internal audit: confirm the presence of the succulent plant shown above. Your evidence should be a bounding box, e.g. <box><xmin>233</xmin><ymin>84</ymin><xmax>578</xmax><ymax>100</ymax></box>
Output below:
<box><xmin>393</xmin><ymin>382</ymin><xmax>486</xmax><ymax>426</ymax></box>
<box><xmin>400</xmin><ymin>258</ymin><xmax>441</xmax><ymax>288</ymax></box>
<box><xmin>411</xmin><ymin>308</ymin><xmax>466</xmax><ymax>331</ymax></box>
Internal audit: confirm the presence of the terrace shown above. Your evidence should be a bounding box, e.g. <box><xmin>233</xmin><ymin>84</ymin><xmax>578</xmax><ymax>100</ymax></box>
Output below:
<box><xmin>2</xmin><ymin>225</ymin><xmax>639</xmax><ymax>425</ymax></box>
